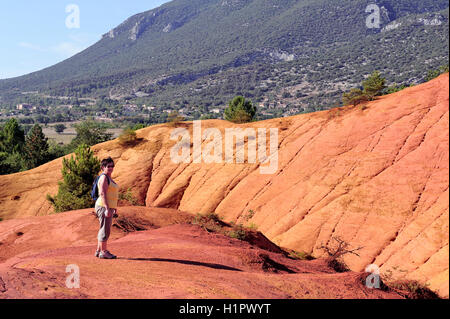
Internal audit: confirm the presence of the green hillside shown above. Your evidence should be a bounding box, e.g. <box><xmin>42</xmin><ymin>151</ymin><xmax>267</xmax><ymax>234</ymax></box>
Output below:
<box><xmin>0</xmin><ymin>0</ymin><xmax>448</xmax><ymax>121</ymax></box>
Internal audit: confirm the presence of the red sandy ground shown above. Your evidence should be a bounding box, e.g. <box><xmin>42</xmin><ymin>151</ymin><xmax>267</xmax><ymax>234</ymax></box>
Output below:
<box><xmin>0</xmin><ymin>207</ymin><xmax>402</xmax><ymax>299</ymax></box>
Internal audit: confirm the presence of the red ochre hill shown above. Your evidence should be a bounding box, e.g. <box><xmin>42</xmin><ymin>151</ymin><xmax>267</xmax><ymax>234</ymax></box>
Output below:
<box><xmin>0</xmin><ymin>73</ymin><xmax>448</xmax><ymax>298</ymax></box>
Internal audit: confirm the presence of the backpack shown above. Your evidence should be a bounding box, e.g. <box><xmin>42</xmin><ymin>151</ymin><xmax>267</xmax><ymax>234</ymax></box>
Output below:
<box><xmin>91</xmin><ymin>173</ymin><xmax>111</xmax><ymax>201</ymax></box>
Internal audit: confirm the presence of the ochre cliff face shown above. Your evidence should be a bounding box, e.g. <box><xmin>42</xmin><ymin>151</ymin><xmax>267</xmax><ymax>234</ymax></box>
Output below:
<box><xmin>0</xmin><ymin>74</ymin><xmax>448</xmax><ymax>297</ymax></box>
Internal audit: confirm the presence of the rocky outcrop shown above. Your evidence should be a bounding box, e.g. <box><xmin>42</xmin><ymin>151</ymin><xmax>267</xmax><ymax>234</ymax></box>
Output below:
<box><xmin>0</xmin><ymin>74</ymin><xmax>448</xmax><ymax>297</ymax></box>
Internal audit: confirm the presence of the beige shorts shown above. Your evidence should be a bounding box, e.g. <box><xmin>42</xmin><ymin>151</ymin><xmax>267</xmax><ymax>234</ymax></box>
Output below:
<box><xmin>95</xmin><ymin>206</ymin><xmax>115</xmax><ymax>242</ymax></box>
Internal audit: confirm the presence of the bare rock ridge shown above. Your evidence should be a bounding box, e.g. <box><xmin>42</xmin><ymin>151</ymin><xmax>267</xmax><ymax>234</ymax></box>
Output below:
<box><xmin>0</xmin><ymin>73</ymin><xmax>448</xmax><ymax>297</ymax></box>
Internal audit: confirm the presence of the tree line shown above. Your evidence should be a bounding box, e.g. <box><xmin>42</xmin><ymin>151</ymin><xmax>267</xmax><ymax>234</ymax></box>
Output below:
<box><xmin>0</xmin><ymin>119</ymin><xmax>114</xmax><ymax>175</ymax></box>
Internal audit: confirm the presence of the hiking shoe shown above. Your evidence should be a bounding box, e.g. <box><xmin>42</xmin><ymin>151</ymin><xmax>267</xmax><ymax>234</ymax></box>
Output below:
<box><xmin>99</xmin><ymin>250</ymin><xmax>117</xmax><ymax>259</ymax></box>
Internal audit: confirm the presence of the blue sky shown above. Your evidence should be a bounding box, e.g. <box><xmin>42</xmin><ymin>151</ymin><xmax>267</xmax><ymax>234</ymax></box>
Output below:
<box><xmin>0</xmin><ymin>0</ymin><xmax>170</xmax><ymax>79</ymax></box>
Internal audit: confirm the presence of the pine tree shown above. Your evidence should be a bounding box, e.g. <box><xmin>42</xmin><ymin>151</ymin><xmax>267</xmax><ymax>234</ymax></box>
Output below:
<box><xmin>47</xmin><ymin>144</ymin><xmax>101</xmax><ymax>213</ymax></box>
<box><xmin>0</xmin><ymin>118</ymin><xmax>25</xmax><ymax>154</ymax></box>
<box><xmin>362</xmin><ymin>71</ymin><xmax>386</xmax><ymax>100</ymax></box>
<box><xmin>0</xmin><ymin>118</ymin><xmax>26</xmax><ymax>174</ymax></box>
<box><xmin>23</xmin><ymin>124</ymin><xmax>50</xmax><ymax>170</ymax></box>
<box><xmin>342</xmin><ymin>88</ymin><xmax>369</xmax><ymax>106</ymax></box>
<box><xmin>224</xmin><ymin>96</ymin><xmax>257</xmax><ymax>123</ymax></box>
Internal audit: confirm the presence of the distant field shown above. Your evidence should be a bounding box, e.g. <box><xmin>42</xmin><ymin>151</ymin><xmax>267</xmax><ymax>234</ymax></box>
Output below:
<box><xmin>42</xmin><ymin>123</ymin><xmax>124</xmax><ymax>145</ymax></box>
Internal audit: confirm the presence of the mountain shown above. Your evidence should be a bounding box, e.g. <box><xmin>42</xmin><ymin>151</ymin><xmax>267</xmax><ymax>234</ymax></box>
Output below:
<box><xmin>0</xmin><ymin>0</ymin><xmax>448</xmax><ymax>118</ymax></box>
<box><xmin>1</xmin><ymin>73</ymin><xmax>448</xmax><ymax>297</ymax></box>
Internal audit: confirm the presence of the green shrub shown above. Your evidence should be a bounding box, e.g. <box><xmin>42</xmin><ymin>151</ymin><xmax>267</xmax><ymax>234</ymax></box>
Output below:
<box><xmin>426</xmin><ymin>64</ymin><xmax>449</xmax><ymax>82</ymax></box>
<box><xmin>227</xmin><ymin>224</ymin><xmax>247</xmax><ymax>240</ymax></box>
<box><xmin>53</xmin><ymin>124</ymin><xmax>67</xmax><ymax>134</ymax></box>
<box><xmin>224</xmin><ymin>96</ymin><xmax>256</xmax><ymax>123</ymax></box>
<box><xmin>243</xmin><ymin>209</ymin><xmax>256</xmax><ymax>221</ymax></box>
<box><xmin>131</xmin><ymin>123</ymin><xmax>146</xmax><ymax>131</ymax></box>
<box><xmin>342</xmin><ymin>71</ymin><xmax>386</xmax><ymax>106</ymax></box>
<box><xmin>362</xmin><ymin>71</ymin><xmax>386</xmax><ymax>100</ymax></box>
<box><xmin>384</xmin><ymin>83</ymin><xmax>412</xmax><ymax>94</ymax></box>
<box><xmin>118</xmin><ymin>187</ymin><xmax>140</xmax><ymax>206</ymax></box>
<box><xmin>342</xmin><ymin>88</ymin><xmax>369</xmax><ymax>106</ymax></box>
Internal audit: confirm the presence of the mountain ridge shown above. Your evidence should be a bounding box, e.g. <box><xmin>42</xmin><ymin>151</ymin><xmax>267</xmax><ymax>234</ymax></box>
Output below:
<box><xmin>0</xmin><ymin>0</ymin><xmax>448</xmax><ymax>117</ymax></box>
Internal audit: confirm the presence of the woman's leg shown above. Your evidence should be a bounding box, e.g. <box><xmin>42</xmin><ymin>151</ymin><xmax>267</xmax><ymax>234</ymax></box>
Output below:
<box><xmin>97</xmin><ymin>241</ymin><xmax>107</xmax><ymax>251</ymax></box>
<box><xmin>96</xmin><ymin>206</ymin><xmax>116</xmax><ymax>258</ymax></box>
<box><xmin>102</xmin><ymin>213</ymin><xmax>113</xmax><ymax>251</ymax></box>
<box><xmin>96</xmin><ymin>206</ymin><xmax>110</xmax><ymax>252</ymax></box>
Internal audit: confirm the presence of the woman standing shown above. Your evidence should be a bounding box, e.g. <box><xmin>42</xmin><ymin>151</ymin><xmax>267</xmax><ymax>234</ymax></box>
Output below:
<box><xmin>95</xmin><ymin>157</ymin><xmax>119</xmax><ymax>259</ymax></box>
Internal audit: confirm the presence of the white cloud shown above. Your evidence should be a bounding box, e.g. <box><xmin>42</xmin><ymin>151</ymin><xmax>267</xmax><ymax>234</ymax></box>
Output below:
<box><xmin>18</xmin><ymin>42</ymin><xmax>45</xmax><ymax>52</ymax></box>
<box><xmin>51</xmin><ymin>41</ymin><xmax>84</xmax><ymax>58</ymax></box>
<box><xmin>17</xmin><ymin>33</ymin><xmax>99</xmax><ymax>59</ymax></box>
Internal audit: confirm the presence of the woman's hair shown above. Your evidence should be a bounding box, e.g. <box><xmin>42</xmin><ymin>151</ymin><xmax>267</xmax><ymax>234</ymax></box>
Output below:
<box><xmin>101</xmin><ymin>157</ymin><xmax>115</xmax><ymax>168</ymax></box>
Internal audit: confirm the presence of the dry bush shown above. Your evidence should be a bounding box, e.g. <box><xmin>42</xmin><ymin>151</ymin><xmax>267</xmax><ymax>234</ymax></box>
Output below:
<box><xmin>191</xmin><ymin>213</ymin><xmax>249</xmax><ymax>241</ymax></box>
<box><xmin>381</xmin><ymin>268</ymin><xmax>440</xmax><ymax>299</ymax></box>
<box><xmin>191</xmin><ymin>212</ymin><xmax>227</xmax><ymax>233</ymax></box>
<box><xmin>386</xmin><ymin>280</ymin><xmax>440</xmax><ymax>299</ymax></box>
<box><xmin>166</xmin><ymin>111</ymin><xmax>185</xmax><ymax>127</ymax></box>
<box><xmin>327</xmin><ymin>108</ymin><xmax>343</xmax><ymax>120</ymax></box>
<box><xmin>113</xmin><ymin>215</ymin><xmax>154</xmax><ymax>233</ymax></box>
<box><xmin>317</xmin><ymin>236</ymin><xmax>363</xmax><ymax>272</ymax></box>
<box><xmin>118</xmin><ymin>129</ymin><xmax>138</xmax><ymax>146</ymax></box>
